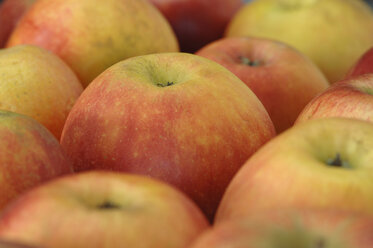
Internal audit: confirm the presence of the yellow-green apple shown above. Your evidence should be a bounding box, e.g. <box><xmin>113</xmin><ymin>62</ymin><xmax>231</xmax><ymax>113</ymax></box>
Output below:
<box><xmin>0</xmin><ymin>110</ymin><xmax>73</xmax><ymax>210</ymax></box>
<box><xmin>60</xmin><ymin>52</ymin><xmax>276</xmax><ymax>221</ymax></box>
<box><xmin>296</xmin><ymin>74</ymin><xmax>373</xmax><ymax>124</ymax></box>
<box><xmin>0</xmin><ymin>0</ymin><xmax>35</xmax><ymax>48</ymax></box>
<box><xmin>196</xmin><ymin>36</ymin><xmax>329</xmax><ymax>133</ymax></box>
<box><xmin>225</xmin><ymin>0</ymin><xmax>373</xmax><ymax>83</ymax></box>
<box><xmin>0</xmin><ymin>45</ymin><xmax>83</xmax><ymax>139</ymax></box>
<box><xmin>148</xmin><ymin>0</ymin><xmax>243</xmax><ymax>53</ymax></box>
<box><xmin>347</xmin><ymin>47</ymin><xmax>373</xmax><ymax>78</ymax></box>
<box><xmin>6</xmin><ymin>0</ymin><xmax>179</xmax><ymax>87</ymax></box>
<box><xmin>191</xmin><ymin>210</ymin><xmax>373</xmax><ymax>248</ymax></box>
<box><xmin>0</xmin><ymin>171</ymin><xmax>209</xmax><ymax>248</ymax></box>
<box><xmin>215</xmin><ymin>117</ymin><xmax>373</xmax><ymax>223</ymax></box>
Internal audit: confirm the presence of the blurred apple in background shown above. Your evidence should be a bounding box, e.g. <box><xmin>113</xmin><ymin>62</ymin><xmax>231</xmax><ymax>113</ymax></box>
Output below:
<box><xmin>0</xmin><ymin>45</ymin><xmax>83</xmax><ymax>139</ymax></box>
<box><xmin>149</xmin><ymin>0</ymin><xmax>243</xmax><ymax>53</ymax></box>
<box><xmin>347</xmin><ymin>47</ymin><xmax>373</xmax><ymax>78</ymax></box>
<box><xmin>296</xmin><ymin>74</ymin><xmax>373</xmax><ymax>124</ymax></box>
<box><xmin>190</xmin><ymin>210</ymin><xmax>373</xmax><ymax>248</ymax></box>
<box><xmin>60</xmin><ymin>52</ymin><xmax>276</xmax><ymax>221</ymax></box>
<box><xmin>0</xmin><ymin>171</ymin><xmax>209</xmax><ymax>248</ymax></box>
<box><xmin>0</xmin><ymin>0</ymin><xmax>35</xmax><ymax>48</ymax></box>
<box><xmin>225</xmin><ymin>0</ymin><xmax>373</xmax><ymax>84</ymax></box>
<box><xmin>0</xmin><ymin>240</ymin><xmax>39</xmax><ymax>248</ymax></box>
<box><xmin>6</xmin><ymin>0</ymin><xmax>179</xmax><ymax>87</ymax></box>
<box><xmin>196</xmin><ymin>37</ymin><xmax>329</xmax><ymax>133</ymax></box>
<box><xmin>216</xmin><ymin>118</ymin><xmax>373</xmax><ymax>223</ymax></box>
<box><xmin>0</xmin><ymin>110</ymin><xmax>73</xmax><ymax>210</ymax></box>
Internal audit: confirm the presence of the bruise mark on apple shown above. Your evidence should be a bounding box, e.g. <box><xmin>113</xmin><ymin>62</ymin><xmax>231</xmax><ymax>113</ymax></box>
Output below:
<box><xmin>239</xmin><ymin>56</ymin><xmax>261</xmax><ymax>67</ymax></box>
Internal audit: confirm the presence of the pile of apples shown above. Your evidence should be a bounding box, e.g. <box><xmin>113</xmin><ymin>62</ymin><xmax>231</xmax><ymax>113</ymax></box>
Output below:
<box><xmin>0</xmin><ymin>0</ymin><xmax>373</xmax><ymax>247</ymax></box>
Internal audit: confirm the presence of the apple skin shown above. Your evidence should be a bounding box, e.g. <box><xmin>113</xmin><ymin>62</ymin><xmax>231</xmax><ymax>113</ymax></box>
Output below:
<box><xmin>215</xmin><ymin>117</ymin><xmax>373</xmax><ymax>223</ymax></box>
<box><xmin>60</xmin><ymin>52</ymin><xmax>276</xmax><ymax>221</ymax></box>
<box><xmin>6</xmin><ymin>0</ymin><xmax>179</xmax><ymax>87</ymax></box>
<box><xmin>0</xmin><ymin>45</ymin><xmax>83</xmax><ymax>139</ymax></box>
<box><xmin>0</xmin><ymin>171</ymin><xmax>209</xmax><ymax>248</ymax></box>
<box><xmin>225</xmin><ymin>0</ymin><xmax>373</xmax><ymax>83</ymax></box>
<box><xmin>347</xmin><ymin>47</ymin><xmax>373</xmax><ymax>78</ymax></box>
<box><xmin>148</xmin><ymin>0</ymin><xmax>243</xmax><ymax>53</ymax></box>
<box><xmin>0</xmin><ymin>240</ymin><xmax>39</xmax><ymax>248</ymax></box>
<box><xmin>190</xmin><ymin>210</ymin><xmax>373</xmax><ymax>248</ymax></box>
<box><xmin>0</xmin><ymin>0</ymin><xmax>35</xmax><ymax>48</ymax></box>
<box><xmin>295</xmin><ymin>74</ymin><xmax>373</xmax><ymax>124</ymax></box>
<box><xmin>196</xmin><ymin>36</ymin><xmax>329</xmax><ymax>133</ymax></box>
<box><xmin>0</xmin><ymin>110</ymin><xmax>73</xmax><ymax>210</ymax></box>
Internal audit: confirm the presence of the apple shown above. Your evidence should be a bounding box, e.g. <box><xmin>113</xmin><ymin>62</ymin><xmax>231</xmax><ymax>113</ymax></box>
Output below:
<box><xmin>148</xmin><ymin>0</ymin><xmax>243</xmax><ymax>53</ymax></box>
<box><xmin>190</xmin><ymin>209</ymin><xmax>373</xmax><ymax>248</ymax></box>
<box><xmin>0</xmin><ymin>0</ymin><xmax>35</xmax><ymax>48</ymax></box>
<box><xmin>0</xmin><ymin>44</ymin><xmax>83</xmax><ymax>139</ymax></box>
<box><xmin>296</xmin><ymin>73</ymin><xmax>373</xmax><ymax>125</ymax></box>
<box><xmin>6</xmin><ymin>0</ymin><xmax>179</xmax><ymax>87</ymax></box>
<box><xmin>0</xmin><ymin>240</ymin><xmax>39</xmax><ymax>248</ymax></box>
<box><xmin>215</xmin><ymin>117</ymin><xmax>373</xmax><ymax>223</ymax></box>
<box><xmin>0</xmin><ymin>110</ymin><xmax>73</xmax><ymax>210</ymax></box>
<box><xmin>196</xmin><ymin>36</ymin><xmax>329</xmax><ymax>133</ymax></box>
<box><xmin>60</xmin><ymin>52</ymin><xmax>276</xmax><ymax>221</ymax></box>
<box><xmin>225</xmin><ymin>0</ymin><xmax>373</xmax><ymax>83</ymax></box>
<box><xmin>0</xmin><ymin>171</ymin><xmax>209</xmax><ymax>248</ymax></box>
<box><xmin>347</xmin><ymin>47</ymin><xmax>373</xmax><ymax>78</ymax></box>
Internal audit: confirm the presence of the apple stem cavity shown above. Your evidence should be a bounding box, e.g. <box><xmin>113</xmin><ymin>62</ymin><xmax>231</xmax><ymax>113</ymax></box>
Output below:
<box><xmin>326</xmin><ymin>153</ymin><xmax>351</xmax><ymax>169</ymax></box>
<box><xmin>316</xmin><ymin>238</ymin><xmax>325</xmax><ymax>248</ymax></box>
<box><xmin>239</xmin><ymin>56</ymin><xmax>260</xmax><ymax>67</ymax></box>
<box><xmin>97</xmin><ymin>201</ymin><xmax>121</xmax><ymax>210</ymax></box>
<box><xmin>156</xmin><ymin>81</ymin><xmax>174</xmax><ymax>87</ymax></box>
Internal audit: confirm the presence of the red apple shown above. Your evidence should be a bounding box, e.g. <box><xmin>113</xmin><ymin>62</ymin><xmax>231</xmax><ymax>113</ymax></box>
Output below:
<box><xmin>190</xmin><ymin>210</ymin><xmax>373</xmax><ymax>248</ymax></box>
<box><xmin>6</xmin><ymin>0</ymin><xmax>179</xmax><ymax>87</ymax></box>
<box><xmin>60</xmin><ymin>52</ymin><xmax>276</xmax><ymax>221</ymax></box>
<box><xmin>196</xmin><ymin>37</ymin><xmax>329</xmax><ymax>133</ymax></box>
<box><xmin>0</xmin><ymin>0</ymin><xmax>35</xmax><ymax>48</ymax></box>
<box><xmin>0</xmin><ymin>171</ymin><xmax>209</xmax><ymax>248</ymax></box>
<box><xmin>0</xmin><ymin>110</ymin><xmax>73</xmax><ymax>210</ymax></box>
<box><xmin>149</xmin><ymin>0</ymin><xmax>243</xmax><ymax>53</ymax></box>
<box><xmin>296</xmin><ymin>73</ymin><xmax>373</xmax><ymax>124</ymax></box>
<box><xmin>215</xmin><ymin>117</ymin><xmax>373</xmax><ymax>223</ymax></box>
<box><xmin>347</xmin><ymin>47</ymin><xmax>373</xmax><ymax>78</ymax></box>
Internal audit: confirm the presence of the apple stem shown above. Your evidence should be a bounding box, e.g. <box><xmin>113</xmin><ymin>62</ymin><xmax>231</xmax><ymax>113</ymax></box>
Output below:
<box><xmin>315</xmin><ymin>238</ymin><xmax>325</xmax><ymax>248</ymax></box>
<box><xmin>97</xmin><ymin>201</ymin><xmax>120</xmax><ymax>210</ymax></box>
<box><xmin>156</xmin><ymin>81</ymin><xmax>174</xmax><ymax>87</ymax></box>
<box><xmin>239</xmin><ymin>56</ymin><xmax>260</xmax><ymax>67</ymax></box>
<box><xmin>326</xmin><ymin>153</ymin><xmax>351</xmax><ymax>169</ymax></box>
